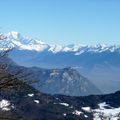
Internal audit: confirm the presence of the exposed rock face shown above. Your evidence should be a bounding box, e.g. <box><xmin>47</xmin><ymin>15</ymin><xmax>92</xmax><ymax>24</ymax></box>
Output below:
<box><xmin>8</xmin><ymin>64</ymin><xmax>101</xmax><ymax>96</ymax></box>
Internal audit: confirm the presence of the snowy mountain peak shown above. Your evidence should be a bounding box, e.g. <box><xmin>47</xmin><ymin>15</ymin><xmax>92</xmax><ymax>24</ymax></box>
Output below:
<box><xmin>48</xmin><ymin>44</ymin><xmax>63</xmax><ymax>53</ymax></box>
<box><xmin>0</xmin><ymin>31</ymin><xmax>120</xmax><ymax>54</ymax></box>
<box><xmin>1</xmin><ymin>31</ymin><xmax>49</xmax><ymax>52</ymax></box>
<box><xmin>7</xmin><ymin>31</ymin><xmax>22</xmax><ymax>40</ymax></box>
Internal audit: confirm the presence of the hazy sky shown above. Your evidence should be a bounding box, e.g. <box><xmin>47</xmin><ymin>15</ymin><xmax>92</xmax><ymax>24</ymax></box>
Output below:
<box><xmin>0</xmin><ymin>0</ymin><xmax>120</xmax><ymax>45</ymax></box>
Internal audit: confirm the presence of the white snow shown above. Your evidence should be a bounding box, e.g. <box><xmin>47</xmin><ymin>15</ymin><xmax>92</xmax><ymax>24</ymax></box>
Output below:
<box><xmin>75</xmin><ymin>50</ymin><xmax>85</xmax><ymax>55</ymax></box>
<box><xmin>92</xmin><ymin>102</ymin><xmax>120</xmax><ymax>120</ymax></box>
<box><xmin>28</xmin><ymin>93</ymin><xmax>34</xmax><ymax>97</ymax></box>
<box><xmin>7</xmin><ymin>31</ymin><xmax>21</xmax><ymax>40</ymax></box>
<box><xmin>0</xmin><ymin>99</ymin><xmax>11</xmax><ymax>111</ymax></box>
<box><xmin>1</xmin><ymin>31</ymin><xmax>120</xmax><ymax>54</ymax></box>
<box><xmin>63</xmin><ymin>46</ymin><xmax>72</xmax><ymax>52</ymax></box>
<box><xmin>98</xmin><ymin>102</ymin><xmax>111</xmax><ymax>109</ymax></box>
<box><xmin>1</xmin><ymin>31</ymin><xmax>49</xmax><ymax>52</ymax></box>
<box><xmin>63</xmin><ymin>113</ymin><xmax>67</xmax><ymax>116</ymax></box>
<box><xmin>34</xmin><ymin>100</ymin><xmax>39</xmax><ymax>104</ymax></box>
<box><xmin>80</xmin><ymin>103</ymin><xmax>120</xmax><ymax>119</ymax></box>
<box><xmin>49</xmin><ymin>44</ymin><xmax>63</xmax><ymax>53</ymax></box>
<box><xmin>84</xmin><ymin>115</ymin><xmax>88</xmax><ymax>118</ymax></box>
<box><xmin>72</xmin><ymin>110</ymin><xmax>83</xmax><ymax>116</ymax></box>
<box><xmin>59</xmin><ymin>103</ymin><xmax>69</xmax><ymax>107</ymax></box>
<box><xmin>82</xmin><ymin>107</ymin><xmax>91</xmax><ymax>112</ymax></box>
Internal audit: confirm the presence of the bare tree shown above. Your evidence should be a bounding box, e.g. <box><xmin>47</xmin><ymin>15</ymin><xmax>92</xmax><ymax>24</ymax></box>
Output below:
<box><xmin>0</xmin><ymin>34</ymin><xmax>33</xmax><ymax>119</ymax></box>
<box><xmin>0</xmin><ymin>34</ymin><xmax>37</xmax><ymax>91</ymax></box>
<box><xmin>0</xmin><ymin>34</ymin><xmax>17</xmax><ymax>90</ymax></box>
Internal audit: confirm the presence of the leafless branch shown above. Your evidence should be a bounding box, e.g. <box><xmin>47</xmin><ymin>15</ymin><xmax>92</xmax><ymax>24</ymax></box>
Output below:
<box><xmin>0</xmin><ymin>35</ymin><xmax>38</xmax><ymax>92</ymax></box>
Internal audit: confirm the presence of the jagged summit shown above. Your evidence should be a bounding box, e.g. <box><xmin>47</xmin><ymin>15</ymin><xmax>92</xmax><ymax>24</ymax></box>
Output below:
<box><xmin>7</xmin><ymin>31</ymin><xmax>21</xmax><ymax>40</ymax></box>
<box><xmin>0</xmin><ymin>31</ymin><xmax>120</xmax><ymax>54</ymax></box>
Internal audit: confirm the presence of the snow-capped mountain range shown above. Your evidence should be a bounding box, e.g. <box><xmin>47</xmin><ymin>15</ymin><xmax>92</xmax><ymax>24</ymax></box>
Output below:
<box><xmin>0</xmin><ymin>31</ymin><xmax>120</xmax><ymax>54</ymax></box>
<box><xmin>1</xmin><ymin>31</ymin><xmax>120</xmax><ymax>94</ymax></box>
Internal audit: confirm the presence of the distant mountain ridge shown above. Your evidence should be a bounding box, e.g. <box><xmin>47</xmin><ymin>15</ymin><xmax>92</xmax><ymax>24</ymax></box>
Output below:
<box><xmin>7</xmin><ymin>64</ymin><xmax>101</xmax><ymax>96</ymax></box>
<box><xmin>0</xmin><ymin>56</ymin><xmax>101</xmax><ymax>96</ymax></box>
<box><xmin>1</xmin><ymin>31</ymin><xmax>120</xmax><ymax>94</ymax></box>
<box><xmin>1</xmin><ymin>31</ymin><xmax>120</xmax><ymax>54</ymax></box>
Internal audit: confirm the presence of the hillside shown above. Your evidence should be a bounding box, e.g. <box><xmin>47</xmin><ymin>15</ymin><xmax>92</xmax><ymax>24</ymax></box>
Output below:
<box><xmin>0</xmin><ymin>72</ymin><xmax>120</xmax><ymax>120</ymax></box>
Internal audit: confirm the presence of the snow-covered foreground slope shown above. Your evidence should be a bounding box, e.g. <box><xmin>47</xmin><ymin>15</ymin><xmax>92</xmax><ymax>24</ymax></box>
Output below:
<box><xmin>0</xmin><ymin>66</ymin><xmax>120</xmax><ymax>120</ymax></box>
<box><xmin>0</xmin><ymin>99</ymin><xmax>11</xmax><ymax>111</ymax></box>
<box><xmin>93</xmin><ymin>103</ymin><xmax>120</xmax><ymax>120</ymax></box>
<box><xmin>0</xmin><ymin>73</ymin><xmax>120</xmax><ymax>120</ymax></box>
<box><xmin>81</xmin><ymin>102</ymin><xmax>120</xmax><ymax>120</ymax></box>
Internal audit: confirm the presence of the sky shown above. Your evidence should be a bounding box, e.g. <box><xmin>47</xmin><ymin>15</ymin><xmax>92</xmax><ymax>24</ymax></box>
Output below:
<box><xmin>0</xmin><ymin>0</ymin><xmax>120</xmax><ymax>45</ymax></box>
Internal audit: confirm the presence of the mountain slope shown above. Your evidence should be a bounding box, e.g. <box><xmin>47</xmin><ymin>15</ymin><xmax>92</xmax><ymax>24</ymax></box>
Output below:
<box><xmin>1</xmin><ymin>31</ymin><xmax>120</xmax><ymax>68</ymax></box>
<box><xmin>1</xmin><ymin>31</ymin><xmax>120</xmax><ymax>94</ymax></box>
<box><xmin>7</xmin><ymin>64</ymin><xmax>101</xmax><ymax>96</ymax></box>
<box><xmin>0</xmin><ymin>72</ymin><xmax>120</xmax><ymax>120</ymax></box>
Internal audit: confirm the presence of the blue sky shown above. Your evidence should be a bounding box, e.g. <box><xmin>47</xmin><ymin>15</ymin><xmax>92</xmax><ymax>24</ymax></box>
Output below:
<box><xmin>0</xmin><ymin>0</ymin><xmax>120</xmax><ymax>45</ymax></box>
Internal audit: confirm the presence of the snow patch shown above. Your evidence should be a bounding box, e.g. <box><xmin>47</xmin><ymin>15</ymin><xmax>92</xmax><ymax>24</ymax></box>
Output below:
<box><xmin>0</xmin><ymin>99</ymin><xmax>11</xmax><ymax>111</ymax></box>
<box><xmin>59</xmin><ymin>103</ymin><xmax>69</xmax><ymax>107</ymax></box>
<box><xmin>93</xmin><ymin>102</ymin><xmax>120</xmax><ymax>120</ymax></box>
<box><xmin>72</xmin><ymin>110</ymin><xmax>83</xmax><ymax>116</ymax></box>
<box><xmin>82</xmin><ymin>107</ymin><xmax>91</xmax><ymax>112</ymax></box>
<box><xmin>34</xmin><ymin>100</ymin><xmax>39</xmax><ymax>104</ymax></box>
<box><xmin>63</xmin><ymin>113</ymin><xmax>67</xmax><ymax>116</ymax></box>
<box><xmin>84</xmin><ymin>115</ymin><xmax>88</xmax><ymax>118</ymax></box>
<box><xmin>28</xmin><ymin>93</ymin><xmax>34</xmax><ymax>97</ymax></box>
<box><xmin>50</xmin><ymin>70</ymin><xmax>59</xmax><ymax>77</ymax></box>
